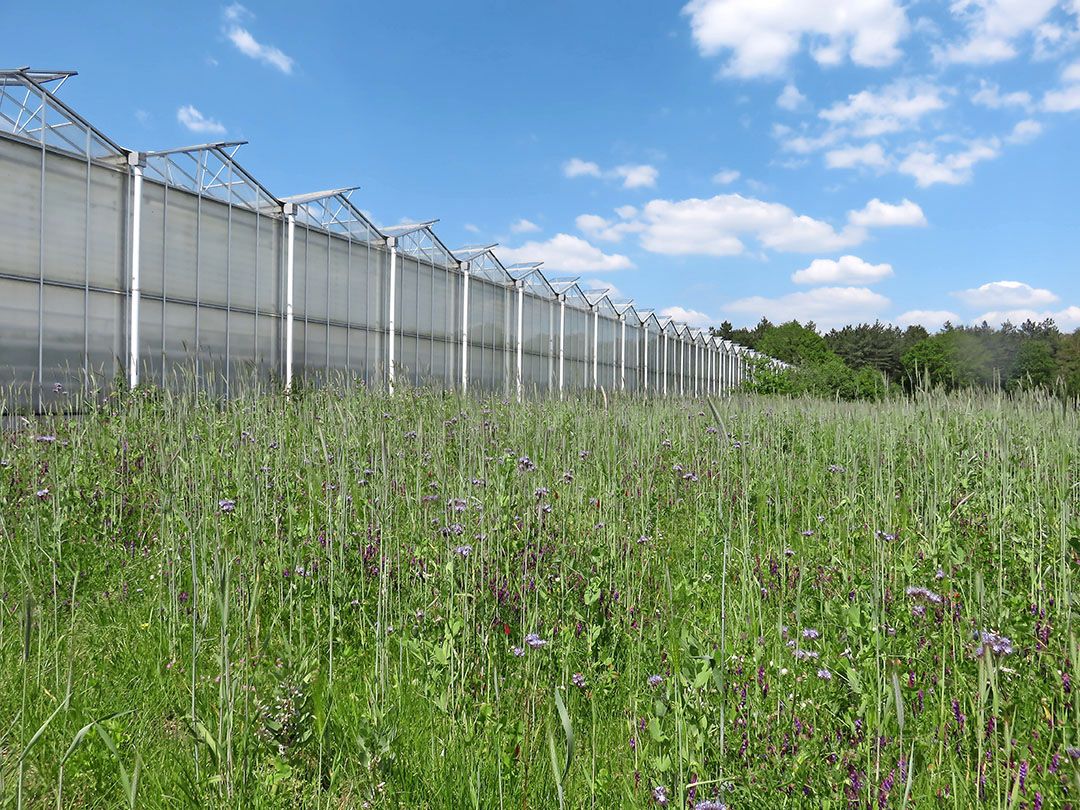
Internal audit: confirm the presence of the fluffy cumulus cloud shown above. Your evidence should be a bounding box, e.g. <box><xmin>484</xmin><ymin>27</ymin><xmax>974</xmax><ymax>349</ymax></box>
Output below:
<box><xmin>937</xmin><ymin>0</ymin><xmax>1060</xmax><ymax>65</ymax></box>
<box><xmin>1042</xmin><ymin>60</ymin><xmax>1080</xmax><ymax>111</ymax></box>
<box><xmin>563</xmin><ymin>158</ymin><xmax>602</xmax><ymax>178</ymax></box>
<box><xmin>971</xmin><ymin>80</ymin><xmax>1033</xmax><ymax>109</ymax></box>
<box><xmin>777</xmin><ymin>83</ymin><xmax>808</xmax><ymax>111</ymax></box>
<box><xmin>563</xmin><ymin>158</ymin><xmax>659</xmax><ymax>189</ymax></box>
<box><xmin>612</xmin><ymin>164</ymin><xmax>659</xmax><ymax>189</ymax></box>
<box><xmin>576</xmin><ymin>195</ymin><xmax>925</xmax><ymax>257</ymax></box>
<box><xmin>825</xmin><ymin>143</ymin><xmax>889</xmax><ymax>169</ymax></box>
<box><xmin>1006</xmin><ymin>119</ymin><xmax>1044</xmax><ymax>143</ymax></box>
<box><xmin>223</xmin><ymin>4</ymin><xmax>294</xmax><ymax>74</ymax></box>
<box><xmin>898</xmin><ymin>138</ymin><xmax>1002</xmax><ymax>186</ymax></box>
<box><xmin>712</xmin><ymin>168</ymin><xmax>741</xmax><ymax>185</ymax></box>
<box><xmin>498</xmin><ymin>234</ymin><xmax>633</xmax><ymax>273</ymax></box>
<box><xmin>791</xmin><ymin>255</ymin><xmax>894</xmax><ymax>285</ymax></box>
<box><xmin>819</xmin><ymin>79</ymin><xmax>949</xmax><ymax>138</ymax></box>
<box><xmin>510</xmin><ymin>218</ymin><xmax>541</xmax><ymax>234</ymax></box>
<box><xmin>725</xmin><ymin>286</ymin><xmax>892</xmax><ymax>330</ymax></box>
<box><xmin>953</xmin><ymin>279</ymin><xmax>1059</xmax><ymax>308</ymax></box>
<box><xmin>660</xmin><ymin>306</ymin><xmax>714</xmax><ymax>328</ymax></box>
<box><xmin>682</xmin><ymin>0</ymin><xmax>908</xmax><ymax>77</ymax></box>
<box><xmin>848</xmin><ymin>198</ymin><xmax>928</xmax><ymax>227</ymax></box>
<box><xmin>972</xmin><ymin>306</ymin><xmax>1080</xmax><ymax>329</ymax></box>
<box><xmin>177</xmin><ymin>105</ymin><xmax>226</xmax><ymax>135</ymax></box>
<box><xmin>894</xmin><ymin>309</ymin><xmax>962</xmax><ymax>330</ymax></box>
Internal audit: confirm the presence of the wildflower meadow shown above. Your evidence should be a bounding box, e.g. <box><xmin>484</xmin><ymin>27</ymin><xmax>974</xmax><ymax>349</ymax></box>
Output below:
<box><xmin>1</xmin><ymin>385</ymin><xmax>1077</xmax><ymax>808</ymax></box>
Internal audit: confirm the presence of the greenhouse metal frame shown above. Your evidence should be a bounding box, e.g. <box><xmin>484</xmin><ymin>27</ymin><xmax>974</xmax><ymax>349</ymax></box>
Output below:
<box><xmin>0</xmin><ymin>68</ymin><xmax>784</xmax><ymax>410</ymax></box>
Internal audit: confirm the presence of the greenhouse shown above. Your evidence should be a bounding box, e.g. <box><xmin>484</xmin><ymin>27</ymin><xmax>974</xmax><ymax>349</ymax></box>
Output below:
<box><xmin>0</xmin><ymin>68</ymin><xmax>773</xmax><ymax>410</ymax></box>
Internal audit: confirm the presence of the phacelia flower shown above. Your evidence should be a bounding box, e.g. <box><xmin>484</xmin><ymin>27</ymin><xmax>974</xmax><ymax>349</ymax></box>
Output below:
<box><xmin>218</xmin><ymin>499</ymin><xmax>236</xmax><ymax>513</ymax></box>
<box><xmin>572</xmin><ymin>672</ymin><xmax>586</xmax><ymax>688</ymax></box>
<box><xmin>524</xmin><ymin>633</ymin><xmax>547</xmax><ymax>649</ymax></box>
<box><xmin>975</xmin><ymin>631</ymin><xmax>1014</xmax><ymax>657</ymax></box>
<box><xmin>906</xmin><ymin>586</ymin><xmax>943</xmax><ymax>604</ymax></box>
<box><xmin>648</xmin><ymin>674</ymin><xmax>664</xmax><ymax>688</ymax></box>
<box><xmin>453</xmin><ymin>545</ymin><xmax>472</xmax><ymax>558</ymax></box>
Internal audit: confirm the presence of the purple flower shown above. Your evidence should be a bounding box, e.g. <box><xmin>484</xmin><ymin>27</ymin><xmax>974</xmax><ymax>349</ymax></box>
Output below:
<box><xmin>648</xmin><ymin>674</ymin><xmax>664</xmax><ymax>688</ymax></box>
<box><xmin>534</xmin><ymin>487</ymin><xmax>549</xmax><ymax>500</ymax></box>
<box><xmin>975</xmin><ymin>630</ymin><xmax>1013</xmax><ymax>657</ymax></box>
<box><xmin>518</xmin><ymin>456</ymin><xmax>536</xmax><ymax>472</ymax></box>
<box><xmin>524</xmin><ymin>633</ymin><xmax>547</xmax><ymax>649</ymax></box>
<box><xmin>905</xmin><ymin>586</ymin><xmax>943</xmax><ymax>604</ymax></box>
<box><xmin>802</xmin><ymin>628</ymin><xmax>820</xmax><ymax>640</ymax></box>
<box><xmin>935</xmin><ymin>568</ymin><xmax>945</xmax><ymax>580</ymax></box>
<box><xmin>448</xmin><ymin>498</ymin><xmax>467</xmax><ymax>513</ymax></box>
<box><xmin>652</xmin><ymin>785</ymin><xmax>668</xmax><ymax>806</ymax></box>
<box><xmin>792</xmin><ymin>648</ymin><xmax>820</xmax><ymax>661</ymax></box>
<box><xmin>218</xmin><ymin>498</ymin><xmax>236</xmax><ymax>513</ymax></box>
<box><xmin>1066</xmin><ymin>746</ymin><xmax>1080</xmax><ymax>759</ymax></box>
<box><xmin>36</xmin><ymin>488</ymin><xmax>50</xmax><ymax>500</ymax></box>
<box><xmin>579</xmin><ymin>450</ymin><xmax>591</xmax><ymax>460</ymax></box>
<box><xmin>572</xmin><ymin>672</ymin><xmax>586</xmax><ymax>688</ymax></box>
<box><xmin>52</xmin><ymin>382</ymin><xmax>65</xmax><ymax>394</ymax></box>
<box><xmin>453</xmin><ymin>545</ymin><xmax>472</xmax><ymax>558</ymax></box>
<box><xmin>817</xmin><ymin>668</ymin><xmax>832</xmax><ymax>680</ymax></box>
<box><xmin>694</xmin><ymin>802</ymin><xmax>727</xmax><ymax>810</ymax></box>
<box><xmin>801</xmin><ymin>530</ymin><xmax>814</xmax><ymax>537</ymax></box>
<box><xmin>35</xmin><ymin>435</ymin><xmax>56</xmax><ymax>444</ymax></box>
<box><xmin>827</xmin><ymin>464</ymin><xmax>846</xmax><ymax>473</ymax></box>
<box><xmin>511</xmin><ymin>646</ymin><xmax>525</xmax><ymax>657</ymax></box>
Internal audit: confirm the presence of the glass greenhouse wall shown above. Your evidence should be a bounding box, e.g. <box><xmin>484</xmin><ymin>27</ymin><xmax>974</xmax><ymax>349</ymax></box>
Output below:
<box><xmin>0</xmin><ymin>69</ymin><xmax>772</xmax><ymax>411</ymax></box>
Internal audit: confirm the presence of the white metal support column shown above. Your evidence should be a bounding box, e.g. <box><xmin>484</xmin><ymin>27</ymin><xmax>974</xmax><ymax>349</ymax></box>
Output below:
<box><xmin>387</xmin><ymin>235</ymin><xmax>397</xmax><ymax>394</ymax></box>
<box><xmin>461</xmin><ymin>261</ymin><xmax>470</xmax><ymax>392</ymax></box>
<box><xmin>592</xmin><ymin>308</ymin><xmax>599</xmax><ymax>391</ymax></box>
<box><xmin>127</xmin><ymin>152</ymin><xmax>144</xmax><ymax>388</ymax></box>
<box><xmin>515</xmin><ymin>281</ymin><xmax>524</xmax><ymax>402</ymax></box>
<box><xmin>619</xmin><ymin>316</ymin><xmax>626</xmax><ymax>391</ymax></box>
<box><xmin>679</xmin><ymin>338</ymin><xmax>685</xmax><ymax>396</ymax></box>
<box><xmin>643</xmin><ymin>329</ymin><xmax>650</xmax><ymax>394</ymax></box>
<box><xmin>283</xmin><ymin>202</ymin><xmax>296</xmax><ymax>393</ymax></box>
<box><xmin>558</xmin><ymin>296</ymin><xmax>566</xmax><ymax>398</ymax></box>
<box><xmin>663</xmin><ymin>331</ymin><xmax>669</xmax><ymax>396</ymax></box>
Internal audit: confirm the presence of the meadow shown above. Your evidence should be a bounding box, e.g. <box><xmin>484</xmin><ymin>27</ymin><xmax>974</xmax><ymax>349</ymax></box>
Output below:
<box><xmin>0</xmin><ymin>385</ymin><xmax>1077</xmax><ymax>808</ymax></box>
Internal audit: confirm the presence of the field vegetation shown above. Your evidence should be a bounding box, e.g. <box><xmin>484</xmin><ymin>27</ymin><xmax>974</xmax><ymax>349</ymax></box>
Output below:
<box><xmin>1</xmin><ymin>384</ymin><xmax>1077</xmax><ymax>807</ymax></box>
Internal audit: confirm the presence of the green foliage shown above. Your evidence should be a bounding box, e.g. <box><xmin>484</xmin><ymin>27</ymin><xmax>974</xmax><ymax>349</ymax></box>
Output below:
<box><xmin>0</xmin><ymin>386</ymin><xmax>1077</xmax><ymax>806</ymax></box>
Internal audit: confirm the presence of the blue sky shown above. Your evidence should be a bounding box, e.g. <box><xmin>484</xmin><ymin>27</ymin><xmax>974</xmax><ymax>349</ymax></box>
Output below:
<box><xmin>7</xmin><ymin>0</ymin><xmax>1080</xmax><ymax>331</ymax></box>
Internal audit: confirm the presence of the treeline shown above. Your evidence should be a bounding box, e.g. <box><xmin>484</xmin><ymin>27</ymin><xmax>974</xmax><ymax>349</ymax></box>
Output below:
<box><xmin>712</xmin><ymin>318</ymin><xmax>1080</xmax><ymax>400</ymax></box>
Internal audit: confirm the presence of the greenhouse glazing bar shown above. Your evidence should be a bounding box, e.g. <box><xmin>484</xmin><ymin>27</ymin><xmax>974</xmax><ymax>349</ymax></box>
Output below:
<box><xmin>0</xmin><ymin>68</ymin><xmax>779</xmax><ymax>409</ymax></box>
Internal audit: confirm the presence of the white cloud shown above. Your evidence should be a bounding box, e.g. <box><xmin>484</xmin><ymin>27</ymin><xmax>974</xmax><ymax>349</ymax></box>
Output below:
<box><xmin>972</xmin><ymin>306</ymin><xmax>1080</xmax><ymax>329</ymax></box>
<box><xmin>615</xmin><ymin>205</ymin><xmax>638</xmax><ymax>219</ymax></box>
<box><xmin>791</xmin><ymin>255</ymin><xmax>894</xmax><ymax>285</ymax></box>
<box><xmin>725</xmin><ymin>286</ymin><xmax>891</xmax><ymax>330</ymax></box>
<box><xmin>564</xmin><ymin>159</ymin><xmax>659</xmax><ymax>188</ymax></box>
<box><xmin>660</xmin><ymin>306</ymin><xmax>714</xmax><ymax>328</ymax></box>
<box><xmin>825</xmin><ymin>142</ymin><xmax>889</xmax><ymax>169</ymax></box>
<box><xmin>682</xmin><ymin>0</ymin><xmax>908</xmax><ymax>78</ymax></box>
<box><xmin>224</xmin><ymin>6</ymin><xmax>294</xmax><ymax>75</ymax></box>
<box><xmin>498</xmin><ymin>234</ymin><xmax>633</xmax><ymax>273</ymax></box>
<box><xmin>637</xmin><ymin>194</ymin><xmax>861</xmax><ymax>256</ymax></box>
<box><xmin>820</xmin><ymin>79</ymin><xmax>949</xmax><ymax>137</ymax></box>
<box><xmin>563</xmin><ymin>158</ymin><xmax>602</xmax><ymax>178</ymax></box>
<box><xmin>177</xmin><ymin>105</ymin><xmax>226</xmax><ymax>135</ymax></box>
<box><xmin>848</xmin><ymin>198</ymin><xmax>927</xmax><ymax>227</ymax></box>
<box><xmin>712</xmin><ymin>168</ymin><xmax>741</xmax><ymax>184</ymax></box>
<box><xmin>777</xmin><ymin>83</ymin><xmax>807</xmax><ymax>111</ymax></box>
<box><xmin>774</xmin><ymin>124</ymin><xmax>843</xmax><ymax>154</ymax></box>
<box><xmin>613</xmin><ymin>164</ymin><xmax>659</xmax><ymax>189</ymax></box>
<box><xmin>898</xmin><ymin>138</ymin><xmax>1001</xmax><ymax>186</ymax></box>
<box><xmin>937</xmin><ymin>0</ymin><xmax>1059</xmax><ymax>65</ymax></box>
<box><xmin>1006</xmin><ymin>118</ymin><xmax>1043</xmax><ymax>143</ymax></box>
<box><xmin>1042</xmin><ymin>62</ymin><xmax>1080</xmax><ymax>111</ymax></box>
<box><xmin>463</xmin><ymin>223</ymin><xmax>480</xmax><ymax>234</ymax></box>
<box><xmin>954</xmin><ymin>280</ymin><xmax>1059</xmax><ymax>309</ymax></box>
<box><xmin>894</xmin><ymin>309</ymin><xmax>962</xmax><ymax>330</ymax></box>
<box><xmin>971</xmin><ymin>80</ymin><xmax>1032</xmax><ymax>110</ymax></box>
<box><xmin>510</xmin><ymin>218</ymin><xmax>541</xmax><ymax>234</ymax></box>
<box><xmin>575</xmin><ymin>213</ymin><xmax>645</xmax><ymax>243</ymax></box>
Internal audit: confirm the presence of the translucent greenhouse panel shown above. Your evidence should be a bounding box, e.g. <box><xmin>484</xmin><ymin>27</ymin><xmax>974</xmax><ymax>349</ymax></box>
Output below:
<box><xmin>87</xmin><ymin>164</ymin><xmax>125</xmax><ymax>292</ymax></box>
<box><xmin>137</xmin><ymin>296</ymin><xmax>164</xmax><ymax>385</ymax></box>
<box><xmin>86</xmin><ymin>290</ymin><xmax>123</xmax><ymax>387</ymax></box>
<box><xmin>162</xmin><ymin>301</ymin><xmax>197</xmax><ymax>384</ymax></box>
<box><xmin>229</xmin><ymin>206</ymin><xmax>260</xmax><ymax>312</ymax></box>
<box><xmin>139</xmin><ymin>181</ymin><xmax>166</xmax><ymax>298</ymax></box>
<box><xmin>304</xmin><ymin>229</ymin><xmax>330</xmax><ymax>326</ymax></box>
<box><xmin>197</xmin><ymin>198</ymin><xmax>230</xmax><ymax>308</ymax></box>
<box><xmin>0</xmin><ymin>277</ymin><xmax>38</xmax><ymax>403</ymax></box>
<box><xmin>327</xmin><ymin>324</ymin><xmax>349</xmax><ymax>378</ymax></box>
<box><xmin>327</xmin><ymin>235</ymin><xmax>350</xmax><ymax>325</ymax></box>
<box><xmin>228</xmin><ymin>310</ymin><xmax>258</xmax><ymax>382</ymax></box>
<box><xmin>40</xmin><ymin>285</ymin><xmax>85</xmax><ymax>407</ymax></box>
<box><xmin>0</xmin><ymin>138</ymin><xmax>42</xmax><ymax>282</ymax></box>
<box><xmin>165</xmin><ymin>190</ymin><xmax>199</xmax><ymax>302</ymax></box>
<box><xmin>198</xmin><ymin>306</ymin><xmax>228</xmax><ymax>395</ymax></box>
<box><xmin>43</xmin><ymin>150</ymin><xmax>89</xmax><ymax>286</ymax></box>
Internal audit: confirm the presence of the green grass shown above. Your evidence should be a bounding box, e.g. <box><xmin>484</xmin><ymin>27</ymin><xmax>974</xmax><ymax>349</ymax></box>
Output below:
<box><xmin>1</xmin><ymin>385</ymin><xmax>1077</xmax><ymax>808</ymax></box>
